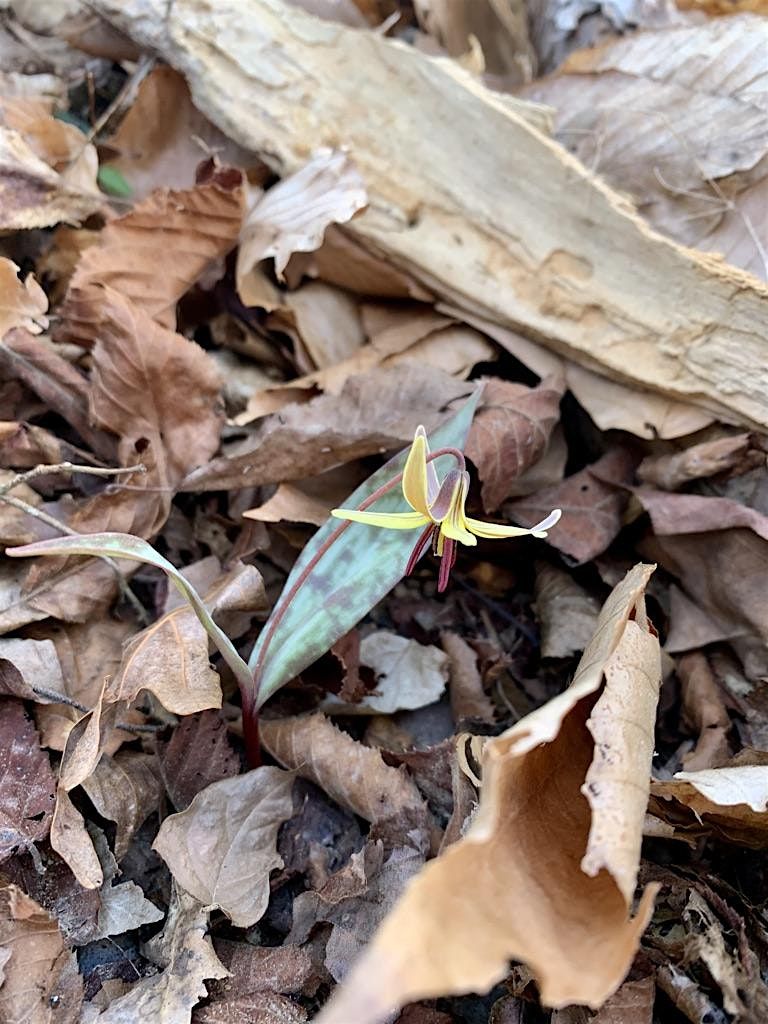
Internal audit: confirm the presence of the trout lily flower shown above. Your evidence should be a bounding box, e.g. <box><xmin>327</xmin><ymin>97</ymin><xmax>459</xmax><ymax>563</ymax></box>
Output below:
<box><xmin>331</xmin><ymin>426</ymin><xmax>561</xmax><ymax>592</ymax></box>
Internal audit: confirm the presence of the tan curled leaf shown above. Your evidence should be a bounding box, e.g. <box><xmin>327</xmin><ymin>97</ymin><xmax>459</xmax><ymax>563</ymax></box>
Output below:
<box><xmin>59</xmin><ymin>166</ymin><xmax>246</xmax><ymax>342</ymax></box>
<box><xmin>465</xmin><ymin>375</ymin><xmax>564</xmax><ymax>512</ymax></box>
<box><xmin>321</xmin><ymin>631</ymin><xmax>449</xmax><ymax>716</ymax></box>
<box><xmin>81</xmin><ymin>752</ymin><xmax>163</xmax><ymax>860</ymax></box>
<box><xmin>50</xmin><ymin>788</ymin><xmax>103</xmax><ymax>889</ymax></box>
<box><xmin>0</xmin><ymin>637</ymin><xmax>65</xmax><ymax>701</ymax></box>
<box><xmin>153</xmin><ymin>767</ymin><xmax>294</xmax><ymax>928</ymax></box>
<box><xmin>638</xmin><ymin>433</ymin><xmax>753</xmax><ymax>491</ymax></box>
<box><xmin>440</xmin><ymin>631</ymin><xmax>495</xmax><ymax>724</ymax></box>
<box><xmin>317</xmin><ymin>563</ymin><xmax>661</xmax><ymax>1022</ymax></box>
<box><xmin>534</xmin><ymin>562</ymin><xmax>601</xmax><ymax>659</ymax></box>
<box><xmin>94</xmin><ymin>885</ymin><xmax>227</xmax><ymax>1024</ymax></box>
<box><xmin>651</xmin><ymin>766</ymin><xmax>768</xmax><ymax>848</ymax></box>
<box><xmin>260</xmin><ymin>713</ymin><xmax>428</xmax><ymax>827</ymax></box>
<box><xmin>0</xmin><ymin>885</ymin><xmax>82</xmax><ymax>1024</ymax></box>
<box><xmin>236</xmin><ymin>146</ymin><xmax>367</xmax><ymax>287</ymax></box>
<box><xmin>0</xmin><ymin>258</ymin><xmax>48</xmax><ymax>337</ymax></box>
<box><xmin>109</xmin><ymin>562</ymin><xmax>265</xmax><ymax>714</ymax></box>
<box><xmin>0</xmin><ymin>97</ymin><xmax>101</xmax><ymax>230</ymax></box>
<box><xmin>678</xmin><ymin>652</ymin><xmax>731</xmax><ymax>772</ymax></box>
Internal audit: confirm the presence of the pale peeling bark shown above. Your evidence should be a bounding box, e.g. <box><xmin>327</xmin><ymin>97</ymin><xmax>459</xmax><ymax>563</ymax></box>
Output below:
<box><xmin>92</xmin><ymin>0</ymin><xmax>768</xmax><ymax>428</ymax></box>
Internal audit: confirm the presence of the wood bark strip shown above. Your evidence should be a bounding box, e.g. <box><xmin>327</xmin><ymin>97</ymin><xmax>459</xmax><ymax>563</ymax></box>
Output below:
<box><xmin>92</xmin><ymin>0</ymin><xmax>768</xmax><ymax>428</ymax></box>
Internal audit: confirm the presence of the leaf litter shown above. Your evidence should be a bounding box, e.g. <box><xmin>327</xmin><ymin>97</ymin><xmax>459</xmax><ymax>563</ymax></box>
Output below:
<box><xmin>1</xmin><ymin>4</ymin><xmax>768</xmax><ymax>1023</ymax></box>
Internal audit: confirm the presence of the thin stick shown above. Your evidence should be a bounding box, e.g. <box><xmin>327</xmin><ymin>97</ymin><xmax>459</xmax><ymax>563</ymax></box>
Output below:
<box><xmin>1</xmin><ymin>493</ymin><xmax>149</xmax><ymax>623</ymax></box>
<box><xmin>0</xmin><ymin>461</ymin><xmax>146</xmax><ymax>497</ymax></box>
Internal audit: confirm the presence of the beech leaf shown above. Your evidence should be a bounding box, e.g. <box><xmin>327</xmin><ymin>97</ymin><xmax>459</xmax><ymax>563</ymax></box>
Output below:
<box><xmin>317</xmin><ymin>563</ymin><xmax>662</xmax><ymax>1022</ymax></box>
<box><xmin>153</xmin><ymin>767</ymin><xmax>294</xmax><ymax>928</ymax></box>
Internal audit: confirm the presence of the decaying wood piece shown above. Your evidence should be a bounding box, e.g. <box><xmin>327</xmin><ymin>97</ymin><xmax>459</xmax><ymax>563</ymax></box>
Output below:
<box><xmin>92</xmin><ymin>0</ymin><xmax>768</xmax><ymax>428</ymax></box>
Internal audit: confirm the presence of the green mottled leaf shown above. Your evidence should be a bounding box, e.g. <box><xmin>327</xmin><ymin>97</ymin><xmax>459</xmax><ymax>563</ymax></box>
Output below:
<box><xmin>250</xmin><ymin>389</ymin><xmax>481</xmax><ymax>707</ymax></box>
<box><xmin>6</xmin><ymin>533</ymin><xmax>253</xmax><ymax>695</ymax></box>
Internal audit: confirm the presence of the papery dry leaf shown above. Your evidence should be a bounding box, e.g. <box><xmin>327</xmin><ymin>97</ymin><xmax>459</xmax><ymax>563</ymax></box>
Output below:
<box><xmin>97</xmin><ymin>879</ymin><xmax>164</xmax><ymax>939</ymax></box>
<box><xmin>523</xmin><ymin>18</ymin><xmax>768</xmax><ymax>279</ymax></box>
<box><xmin>194</xmin><ymin>992</ymin><xmax>307</xmax><ymax>1024</ymax></box>
<box><xmin>159</xmin><ymin>710</ymin><xmax>240</xmax><ymax>810</ymax></box>
<box><xmin>440</xmin><ymin>631</ymin><xmax>495</xmax><ymax>724</ymax></box>
<box><xmin>508</xmin><ymin>449</ymin><xmax>635</xmax><ymax>563</ymax></box>
<box><xmin>0</xmin><ymin>885</ymin><xmax>82</xmax><ymax>1024</ymax></box>
<box><xmin>279</xmin><ymin>280</ymin><xmax>365</xmax><ymax>371</ymax></box>
<box><xmin>236</xmin><ymin>147</ymin><xmax>367</xmax><ymax>289</ymax></box>
<box><xmin>81</xmin><ymin>751</ymin><xmax>162</xmax><ymax>860</ymax></box>
<box><xmin>317</xmin><ymin>564</ymin><xmax>661</xmax><ymax>1021</ymax></box>
<box><xmin>50</xmin><ymin>787</ymin><xmax>103</xmax><ymax>889</ymax></box>
<box><xmin>590</xmin><ymin>975</ymin><xmax>655</xmax><ymax>1023</ymax></box>
<box><xmin>0</xmin><ymin>699</ymin><xmax>55</xmax><ymax>862</ymax></box>
<box><xmin>104</xmin><ymin>65</ymin><xmax>255</xmax><ymax>199</ymax></box>
<box><xmin>0</xmin><ymin>257</ymin><xmax>48</xmax><ymax>337</ymax></box>
<box><xmin>93</xmin><ymin>885</ymin><xmax>228</xmax><ymax>1023</ymax></box>
<box><xmin>109</xmin><ymin>562</ymin><xmax>265</xmax><ymax>714</ymax></box>
<box><xmin>0</xmin><ymin>636</ymin><xmax>65</xmax><ymax>700</ymax></box>
<box><xmin>535</xmin><ymin>562</ymin><xmax>601</xmax><ymax>659</ymax></box>
<box><xmin>321</xmin><ymin>632</ymin><xmax>448</xmax><ymax>716</ymax></box>
<box><xmin>465</xmin><ymin>374</ymin><xmax>563</xmax><ymax>512</ymax></box>
<box><xmin>0</xmin><ymin>97</ymin><xmax>101</xmax><ymax>229</ymax></box>
<box><xmin>638</xmin><ymin>433</ymin><xmax>753</xmax><ymax>491</ymax></box>
<box><xmin>56</xmin><ymin>680</ymin><xmax>117</xmax><ymax>793</ymax></box>
<box><xmin>243</xmin><ymin>483</ymin><xmax>332</xmax><ymax>527</ymax></box>
<box><xmin>289</xmin><ymin>842</ymin><xmax>424</xmax><ymax>983</ymax></box>
<box><xmin>185</xmin><ymin>365</ymin><xmax>471</xmax><ymax>491</ymax></box>
<box><xmin>260</xmin><ymin>713</ymin><xmax>429</xmax><ymax>831</ymax></box>
<box><xmin>650</xmin><ymin>766</ymin><xmax>768</xmax><ymax>847</ymax></box>
<box><xmin>153</xmin><ymin>767</ymin><xmax>294</xmax><ymax>927</ymax></box>
<box><xmin>0</xmin><ymin>419</ymin><xmax>64</xmax><ymax>467</ymax></box>
<box><xmin>60</xmin><ymin>168</ymin><xmax>246</xmax><ymax>342</ymax></box>
<box><xmin>678</xmin><ymin>652</ymin><xmax>731</xmax><ymax>772</ymax></box>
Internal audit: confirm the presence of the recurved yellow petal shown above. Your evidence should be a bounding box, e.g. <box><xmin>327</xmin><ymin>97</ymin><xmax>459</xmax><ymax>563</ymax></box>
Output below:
<box><xmin>439</xmin><ymin>473</ymin><xmax>476</xmax><ymax>546</ymax></box>
<box><xmin>466</xmin><ymin>508</ymin><xmax>561</xmax><ymax>540</ymax></box>
<box><xmin>331</xmin><ymin>509</ymin><xmax>429</xmax><ymax>530</ymax></box>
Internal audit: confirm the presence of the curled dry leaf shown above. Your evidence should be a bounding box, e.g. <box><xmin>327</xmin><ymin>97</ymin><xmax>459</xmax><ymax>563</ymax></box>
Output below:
<box><xmin>0</xmin><ymin>636</ymin><xmax>65</xmax><ymax>701</ymax></box>
<box><xmin>92</xmin><ymin>885</ymin><xmax>228</xmax><ymax>1024</ymax></box>
<box><xmin>153</xmin><ymin>767</ymin><xmax>295</xmax><ymax>928</ymax></box>
<box><xmin>109</xmin><ymin>562</ymin><xmax>265</xmax><ymax>714</ymax></box>
<box><xmin>260</xmin><ymin>713</ymin><xmax>429</xmax><ymax>830</ymax></box>
<box><xmin>59</xmin><ymin>167</ymin><xmax>246</xmax><ymax>343</ymax></box>
<box><xmin>81</xmin><ymin>751</ymin><xmax>163</xmax><ymax>860</ymax></box>
<box><xmin>0</xmin><ymin>885</ymin><xmax>82</xmax><ymax>1024</ymax></box>
<box><xmin>0</xmin><ymin>96</ymin><xmax>101</xmax><ymax>230</ymax></box>
<box><xmin>440</xmin><ymin>631</ymin><xmax>495</xmax><ymax>724</ymax></box>
<box><xmin>534</xmin><ymin>562</ymin><xmax>601</xmax><ymax>659</ymax></box>
<box><xmin>236</xmin><ymin>146</ymin><xmax>367</xmax><ymax>291</ymax></box>
<box><xmin>508</xmin><ymin>448</ymin><xmax>635</xmax><ymax>563</ymax></box>
<box><xmin>0</xmin><ymin>257</ymin><xmax>48</xmax><ymax>337</ymax></box>
<box><xmin>0</xmin><ymin>699</ymin><xmax>56</xmax><ymax>863</ymax></box>
<box><xmin>678</xmin><ymin>652</ymin><xmax>731</xmax><ymax>772</ymax></box>
<box><xmin>321</xmin><ymin>631</ymin><xmax>449</xmax><ymax>716</ymax></box>
<box><xmin>317</xmin><ymin>563</ymin><xmax>661</xmax><ymax>1022</ymax></box>
<box><xmin>650</xmin><ymin>766</ymin><xmax>768</xmax><ymax>847</ymax></box>
<box><xmin>243</xmin><ymin>483</ymin><xmax>333</xmax><ymax>528</ymax></box>
<box><xmin>159</xmin><ymin>710</ymin><xmax>240</xmax><ymax>811</ymax></box>
<box><xmin>637</xmin><ymin>433</ymin><xmax>753</xmax><ymax>491</ymax></box>
<box><xmin>50</xmin><ymin>787</ymin><xmax>103</xmax><ymax>890</ymax></box>
<box><xmin>465</xmin><ymin>374</ymin><xmax>563</xmax><ymax>513</ymax></box>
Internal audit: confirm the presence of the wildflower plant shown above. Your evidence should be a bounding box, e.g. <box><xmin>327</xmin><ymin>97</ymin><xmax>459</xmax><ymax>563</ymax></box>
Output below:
<box><xmin>8</xmin><ymin>389</ymin><xmax>560</xmax><ymax>764</ymax></box>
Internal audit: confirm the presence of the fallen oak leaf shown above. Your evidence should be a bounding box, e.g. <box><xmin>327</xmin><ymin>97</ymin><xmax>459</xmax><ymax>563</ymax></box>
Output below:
<box><xmin>465</xmin><ymin>374</ymin><xmax>564</xmax><ymax>513</ymax></box>
<box><xmin>153</xmin><ymin>767</ymin><xmax>294</xmax><ymax>928</ymax></box>
<box><xmin>0</xmin><ymin>699</ymin><xmax>56</xmax><ymax>863</ymax></box>
<box><xmin>316</xmin><ymin>563</ymin><xmax>662</xmax><ymax>1022</ymax></box>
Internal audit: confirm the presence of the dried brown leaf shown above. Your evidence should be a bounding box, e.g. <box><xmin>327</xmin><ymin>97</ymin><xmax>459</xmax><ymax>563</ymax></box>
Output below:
<box><xmin>243</xmin><ymin>483</ymin><xmax>333</xmax><ymax>528</ymax></box>
<box><xmin>465</xmin><ymin>375</ymin><xmax>563</xmax><ymax>512</ymax></box>
<box><xmin>678</xmin><ymin>652</ymin><xmax>731</xmax><ymax>772</ymax></box>
<box><xmin>0</xmin><ymin>637</ymin><xmax>65</xmax><ymax>700</ymax></box>
<box><xmin>104</xmin><ymin>66</ymin><xmax>255</xmax><ymax>199</ymax></box>
<box><xmin>638</xmin><ymin>433</ymin><xmax>753</xmax><ymax>490</ymax></box>
<box><xmin>81</xmin><ymin>751</ymin><xmax>163</xmax><ymax>860</ymax></box>
<box><xmin>109</xmin><ymin>562</ymin><xmax>265</xmax><ymax>714</ymax></box>
<box><xmin>50</xmin><ymin>787</ymin><xmax>103</xmax><ymax>889</ymax></box>
<box><xmin>650</xmin><ymin>766</ymin><xmax>768</xmax><ymax>847</ymax></box>
<box><xmin>159</xmin><ymin>710</ymin><xmax>240</xmax><ymax>811</ymax></box>
<box><xmin>0</xmin><ymin>885</ymin><xmax>82</xmax><ymax>1024</ymax></box>
<box><xmin>153</xmin><ymin>767</ymin><xmax>294</xmax><ymax>927</ymax></box>
<box><xmin>194</xmin><ymin>992</ymin><xmax>307</xmax><ymax>1024</ymax></box>
<box><xmin>260</xmin><ymin>713</ymin><xmax>429</xmax><ymax>831</ymax></box>
<box><xmin>0</xmin><ymin>97</ymin><xmax>101</xmax><ymax>229</ymax></box>
<box><xmin>317</xmin><ymin>564</ymin><xmax>661</xmax><ymax>1021</ymax></box>
<box><xmin>508</xmin><ymin>449</ymin><xmax>635</xmax><ymax>563</ymax></box>
<box><xmin>185</xmin><ymin>365</ymin><xmax>471</xmax><ymax>491</ymax></box>
<box><xmin>0</xmin><ymin>257</ymin><xmax>48</xmax><ymax>337</ymax></box>
<box><xmin>440</xmin><ymin>631</ymin><xmax>495</xmax><ymax>724</ymax></box>
<box><xmin>534</xmin><ymin>562</ymin><xmax>601</xmax><ymax>659</ymax></box>
<box><xmin>236</xmin><ymin>147</ymin><xmax>367</xmax><ymax>288</ymax></box>
<box><xmin>279</xmin><ymin>280</ymin><xmax>365</xmax><ymax>371</ymax></box>
<box><xmin>0</xmin><ymin>699</ymin><xmax>55</xmax><ymax>862</ymax></box>
<box><xmin>92</xmin><ymin>885</ymin><xmax>228</xmax><ymax>1023</ymax></box>
<box><xmin>60</xmin><ymin>169</ymin><xmax>246</xmax><ymax>342</ymax></box>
